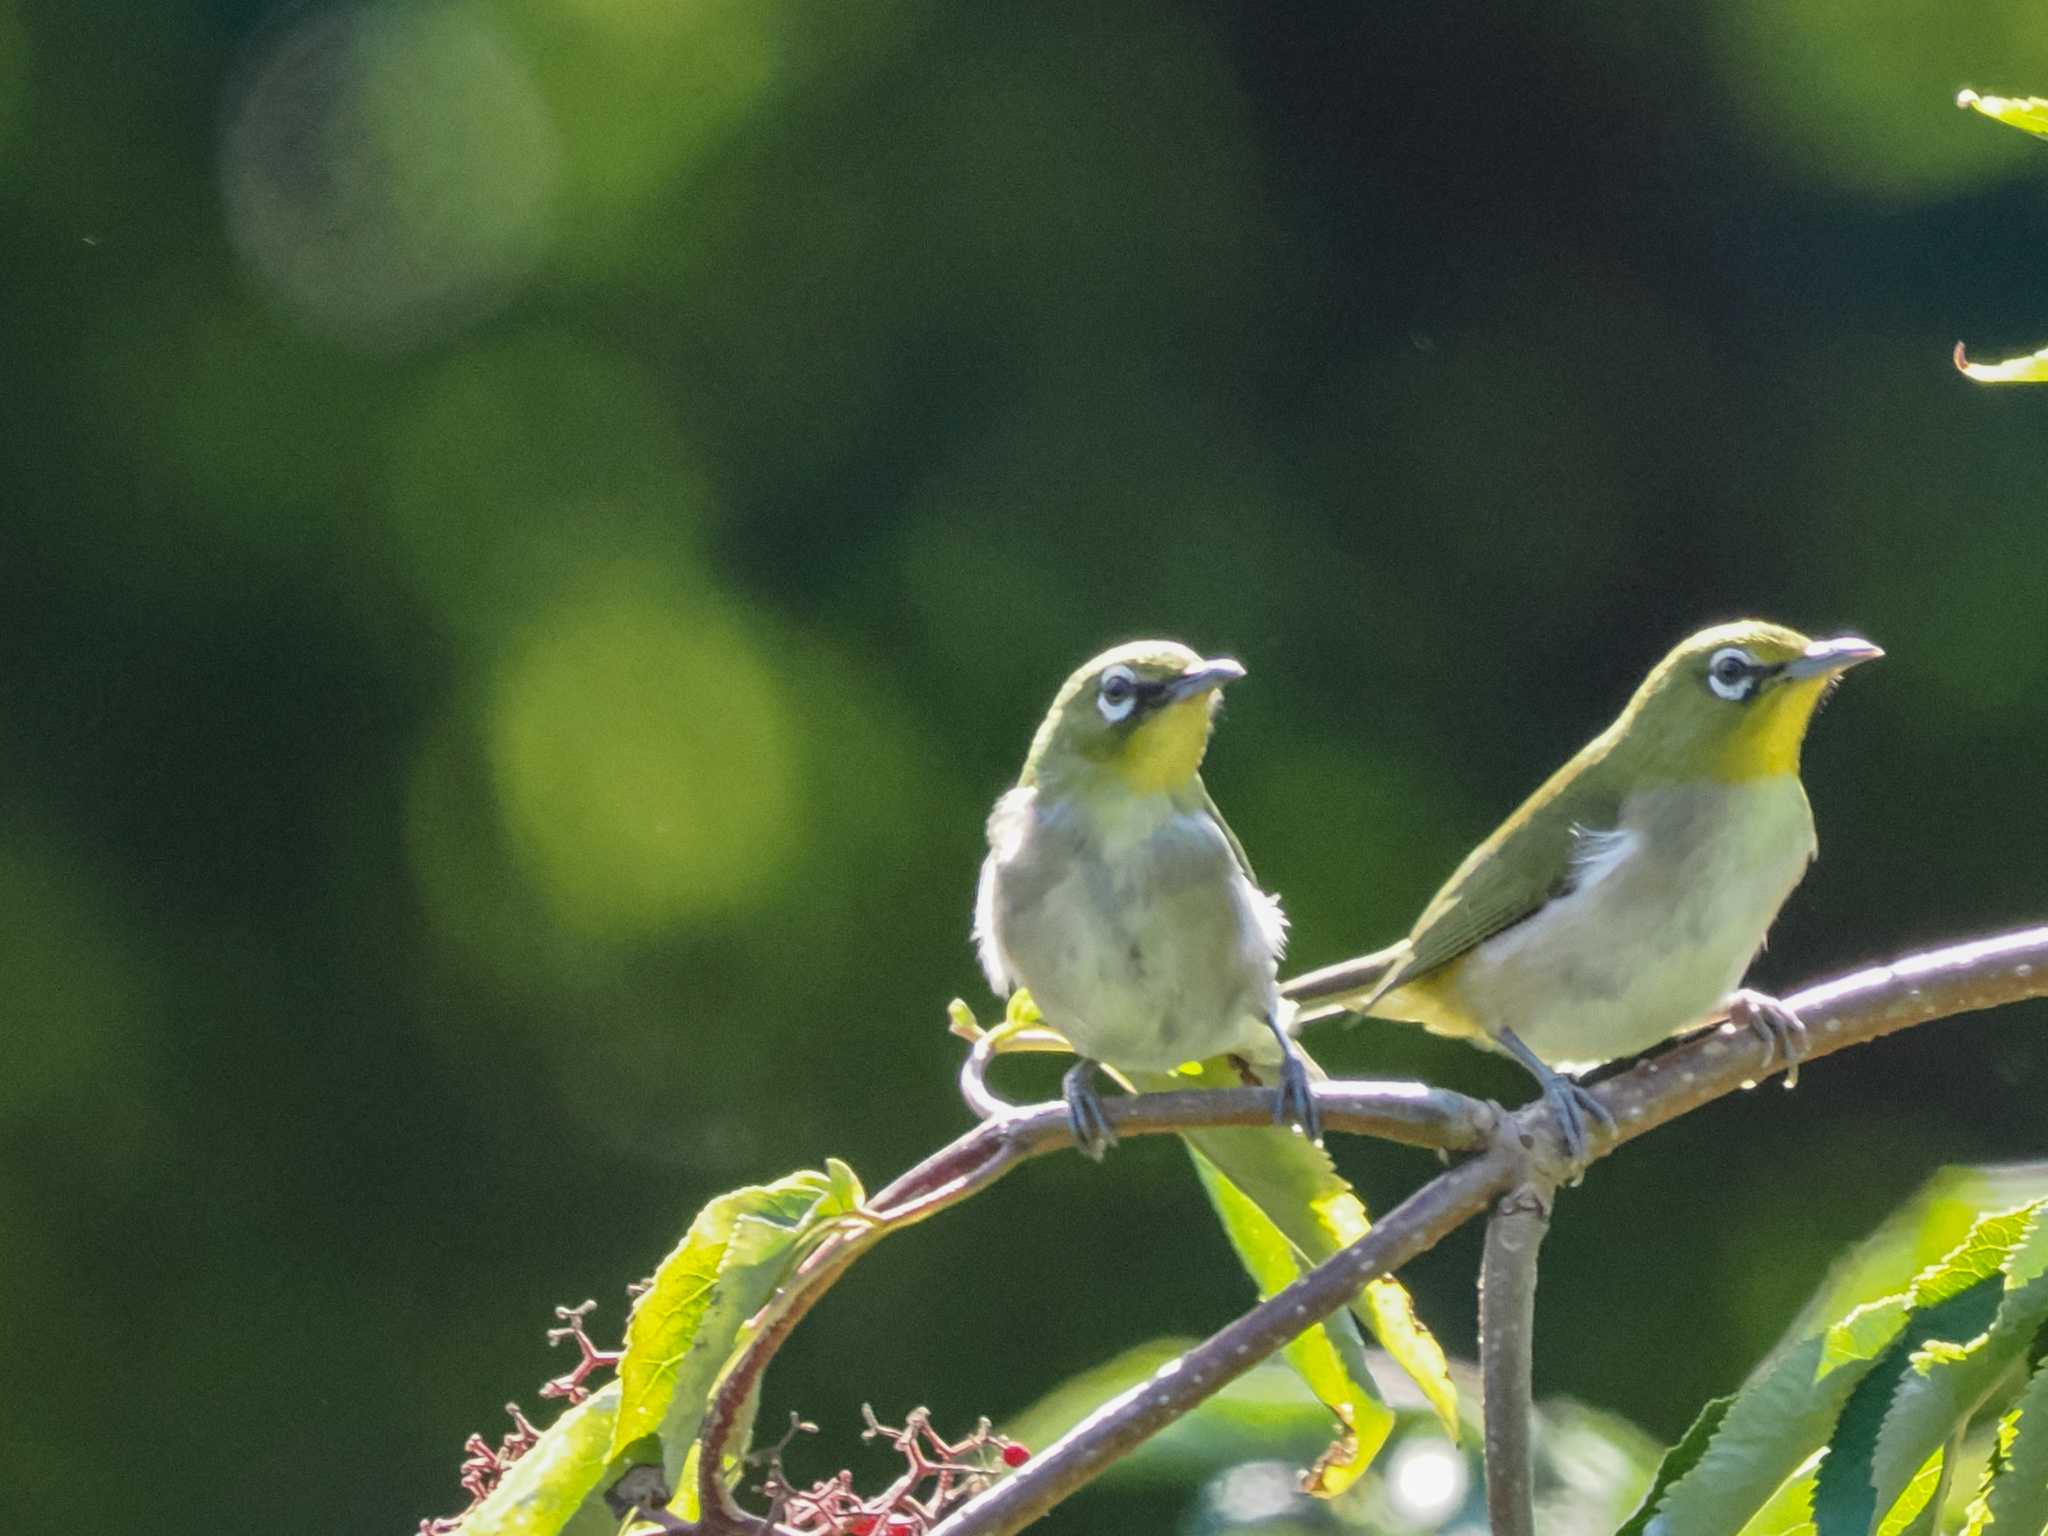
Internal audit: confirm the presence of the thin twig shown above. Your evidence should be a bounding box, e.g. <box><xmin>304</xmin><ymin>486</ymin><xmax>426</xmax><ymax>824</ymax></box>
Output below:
<box><xmin>924</xmin><ymin>924</ymin><xmax>2048</xmax><ymax>1536</ymax></box>
<box><xmin>1479</xmin><ymin>1182</ymin><xmax>1554</xmax><ymax>1536</ymax></box>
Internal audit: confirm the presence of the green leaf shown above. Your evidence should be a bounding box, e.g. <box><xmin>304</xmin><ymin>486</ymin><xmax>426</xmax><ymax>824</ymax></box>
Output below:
<box><xmin>458</xmin><ymin>1380</ymin><xmax>622</xmax><ymax>1536</ymax></box>
<box><xmin>1875</xmin><ymin>1444</ymin><xmax>1951</xmax><ymax>1536</ymax></box>
<box><xmin>1956</xmin><ymin>89</ymin><xmax>2048</xmax><ymax>140</ymax></box>
<box><xmin>1954</xmin><ymin>341</ymin><xmax>2048</xmax><ymax>384</ymax></box>
<box><xmin>1142</xmin><ymin>1060</ymin><xmax>1460</xmax><ymax>1442</ymax></box>
<box><xmin>1783</xmin><ymin>1168</ymin><xmax>2048</xmax><ymax>1345</ymax></box>
<box><xmin>1189</xmin><ymin>1145</ymin><xmax>1393</xmax><ymax>1495</ymax></box>
<box><xmin>1811</xmin><ymin>1277</ymin><xmax>2003</xmax><ymax>1536</ymax></box>
<box><xmin>1620</xmin><ymin>1194</ymin><xmax>2048</xmax><ymax>1536</ymax></box>
<box><xmin>607</xmin><ymin>1166</ymin><xmax>865</xmax><ymax>1478</ymax></box>
<box><xmin>1615</xmin><ymin>1396</ymin><xmax>1737</xmax><ymax>1536</ymax></box>
<box><xmin>1868</xmin><ymin>1205</ymin><xmax>2048</xmax><ymax>1522</ymax></box>
<box><xmin>1977</xmin><ymin>1354</ymin><xmax>2048</xmax><ymax>1536</ymax></box>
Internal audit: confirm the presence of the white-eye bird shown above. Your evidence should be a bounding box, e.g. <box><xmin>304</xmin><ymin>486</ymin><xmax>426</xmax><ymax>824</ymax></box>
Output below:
<box><xmin>975</xmin><ymin>641</ymin><xmax>1319</xmax><ymax>1156</ymax></box>
<box><xmin>1283</xmin><ymin>620</ymin><xmax>1882</xmax><ymax>1160</ymax></box>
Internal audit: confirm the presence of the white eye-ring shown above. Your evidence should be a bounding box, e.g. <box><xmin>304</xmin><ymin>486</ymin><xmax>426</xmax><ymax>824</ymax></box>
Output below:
<box><xmin>1706</xmin><ymin>646</ymin><xmax>1758</xmax><ymax>702</ymax></box>
<box><xmin>1097</xmin><ymin>665</ymin><xmax>1138</xmax><ymax>723</ymax></box>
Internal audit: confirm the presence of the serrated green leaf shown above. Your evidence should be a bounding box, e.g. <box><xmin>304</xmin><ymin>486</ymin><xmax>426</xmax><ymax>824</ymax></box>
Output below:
<box><xmin>1784</xmin><ymin>1166</ymin><xmax>2048</xmax><ymax>1346</ymax></box>
<box><xmin>1615</xmin><ymin>1395</ymin><xmax>1737</xmax><ymax>1536</ymax></box>
<box><xmin>1830</xmin><ymin>1289</ymin><xmax>1999</xmax><ymax>1533</ymax></box>
<box><xmin>1869</xmin><ymin>1205</ymin><xmax>2048</xmax><ymax>1521</ymax></box>
<box><xmin>1142</xmin><ymin>1060</ymin><xmax>1460</xmax><ymax>1442</ymax></box>
<box><xmin>1875</xmin><ymin>1445</ymin><xmax>1950</xmax><ymax>1536</ymax></box>
<box><xmin>1731</xmin><ymin>1459</ymin><xmax>1819</xmax><ymax>1536</ymax></box>
<box><xmin>1980</xmin><ymin>1356</ymin><xmax>2048</xmax><ymax>1535</ymax></box>
<box><xmin>1189</xmin><ymin>1145</ymin><xmax>1393</xmax><ymax>1495</ymax></box>
<box><xmin>607</xmin><ymin>1168</ymin><xmax>862</xmax><ymax>1475</ymax></box>
<box><xmin>458</xmin><ymin>1380</ymin><xmax>621</xmax><ymax>1536</ymax></box>
<box><xmin>1816</xmin><ymin>1278</ymin><xmax>2005</xmax><ymax>1535</ymax></box>
<box><xmin>1956</xmin><ymin>89</ymin><xmax>2048</xmax><ymax>140</ymax></box>
<box><xmin>1624</xmin><ymin>1198</ymin><xmax>2048</xmax><ymax>1536</ymax></box>
<box><xmin>1622</xmin><ymin>1330</ymin><xmax>1893</xmax><ymax>1536</ymax></box>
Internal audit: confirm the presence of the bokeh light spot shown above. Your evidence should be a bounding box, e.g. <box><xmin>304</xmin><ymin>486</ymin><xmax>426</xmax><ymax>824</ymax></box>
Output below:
<box><xmin>1385</xmin><ymin>1434</ymin><xmax>1471</xmax><ymax>1525</ymax></box>
<box><xmin>221</xmin><ymin>0</ymin><xmax>558</xmax><ymax>349</ymax></box>
<box><xmin>487</xmin><ymin>571</ymin><xmax>803</xmax><ymax>937</ymax></box>
<box><xmin>1204</xmin><ymin>1459</ymin><xmax>1310</xmax><ymax>1526</ymax></box>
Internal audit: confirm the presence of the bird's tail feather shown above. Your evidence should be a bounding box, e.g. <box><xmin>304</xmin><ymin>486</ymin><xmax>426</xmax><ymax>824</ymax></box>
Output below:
<box><xmin>1279</xmin><ymin>941</ymin><xmax>1410</xmax><ymax>1025</ymax></box>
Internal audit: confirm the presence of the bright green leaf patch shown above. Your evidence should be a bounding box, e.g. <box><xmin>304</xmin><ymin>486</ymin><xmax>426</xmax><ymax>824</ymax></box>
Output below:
<box><xmin>1977</xmin><ymin>1351</ymin><xmax>2048</xmax><ymax>1534</ymax></box>
<box><xmin>457</xmin><ymin>1381</ymin><xmax>622</xmax><ymax>1536</ymax></box>
<box><xmin>1146</xmin><ymin>1060</ymin><xmax>1460</xmax><ymax>1444</ymax></box>
<box><xmin>1954</xmin><ymin>90</ymin><xmax>2048</xmax><ymax>384</ymax></box>
<box><xmin>1189</xmin><ymin>1145</ymin><xmax>1393</xmax><ymax>1495</ymax></box>
<box><xmin>1810</xmin><ymin>1277</ymin><xmax>2002</xmax><ymax>1536</ymax></box>
<box><xmin>1956</xmin><ymin>89</ymin><xmax>2048</xmax><ymax>140</ymax></box>
<box><xmin>1953</xmin><ymin>341</ymin><xmax>2048</xmax><ymax>384</ymax></box>
<box><xmin>607</xmin><ymin>1165</ymin><xmax>866</xmax><ymax>1480</ymax></box>
<box><xmin>1617</xmin><ymin>1190</ymin><xmax>2048</xmax><ymax>1536</ymax></box>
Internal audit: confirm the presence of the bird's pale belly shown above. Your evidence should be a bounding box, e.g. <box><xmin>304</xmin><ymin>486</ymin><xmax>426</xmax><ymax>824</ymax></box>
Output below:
<box><xmin>1435</xmin><ymin>778</ymin><xmax>1815</xmax><ymax>1070</ymax></box>
<box><xmin>1019</xmin><ymin>865</ymin><xmax>1273</xmax><ymax>1070</ymax></box>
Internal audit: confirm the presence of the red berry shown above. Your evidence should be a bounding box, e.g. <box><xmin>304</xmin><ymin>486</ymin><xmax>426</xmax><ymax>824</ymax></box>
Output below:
<box><xmin>847</xmin><ymin>1518</ymin><xmax>876</xmax><ymax>1535</ymax></box>
<box><xmin>1000</xmin><ymin>1443</ymin><xmax>1031</xmax><ymax>1468</ymax></box>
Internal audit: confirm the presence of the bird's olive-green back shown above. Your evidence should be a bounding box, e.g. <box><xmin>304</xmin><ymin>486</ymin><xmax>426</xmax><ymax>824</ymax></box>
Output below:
<box><xmin>1367</xmin><ymin>620</ymin><xmax>1819</xmax><ymax>999</ymax></box>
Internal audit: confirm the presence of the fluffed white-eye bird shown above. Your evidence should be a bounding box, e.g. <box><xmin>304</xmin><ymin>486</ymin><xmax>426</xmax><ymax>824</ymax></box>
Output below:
<box><xmin>1283</xmin><ymin>620</ymin><xmax>1882</xmax><ymax>1160</ymax></box>
<box><xmin>975</xmin><ymin>641</ymin><xmax>1319</xmax><ymax>1157</ymax></box>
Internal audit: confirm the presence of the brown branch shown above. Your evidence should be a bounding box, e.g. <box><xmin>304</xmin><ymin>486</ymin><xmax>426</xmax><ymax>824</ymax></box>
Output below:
<box><xmin>687</xmin><ymin>1080</ymin><xmax>1499</xmax><ymax>1526</ymax></box>
<box><xmin>921</xmin><ymin>923</ymin><xmax>2048</xmax><ymax>1536</ymax></box>
<box><xmin>1479</xmin><ymin>1182</ymin><xmax>1554</xmax><ymax>1536</ymax></box>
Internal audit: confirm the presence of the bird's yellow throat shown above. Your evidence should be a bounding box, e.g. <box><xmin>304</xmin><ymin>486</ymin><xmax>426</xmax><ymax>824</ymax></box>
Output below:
<box><xmin>1113</xmin><ymin>699</ymin><xmax>1215</xmax><ymax>793</ymax></box>
<box><xmin>1713</xmin><ymin>676</ymin><xmax>1831</xmax><ymax>782</ymax></box>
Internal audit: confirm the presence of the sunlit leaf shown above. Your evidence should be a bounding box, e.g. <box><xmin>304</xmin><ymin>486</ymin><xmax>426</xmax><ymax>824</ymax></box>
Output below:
<box><xmin>1620</xmin><ymin>1194</ymin><xmax>2048</xmax><ymax>1536</ymax></box>
<box><xmin>1189</xmin><ymin>1145</ymin><xmax>1393</xmax><ymax>1495</ymax></box>
<box><xmin>1874</xmin><ymin>1444</ymin><xmax>1950</xmax><ymax>1536</ymax></box>
<box><xmin>1867</xmin><ymin>1205</ymin><xmax>2048</xmax><ymax>1521</ymax></box>
<box><xmin>607</xmin><ymin>1167</ymin><xmax>864</xmax><ymax>1477</ymax></box>
<box><xmin>1147</xmin><ymin>1061</ymin><xmax>1460</xmax><ymax>1441</ymax></box>
<box><xmin>1810</xmin><ymin>1277</ymin><xmax>2002</xmax><ymax>1535</ymax></box>
<box><xmin>1964</xmin><ymin>1353</ymin><xmax>2048</xmax><ymax>1536</ymax></box>
<box><xmin>1953</xmin><ymin>340</ymin><xmax>2048</xmax><ymax>384</ymax></box>
<box><xmin>457</xmin><ymin>1380</ymin><xmax>621</xmax><ymax>1536</ymax></box>
<box><xmin>1956</xmin><ymin>89</ymin><xmax>2048</xmax><ymax>140</ymax></box>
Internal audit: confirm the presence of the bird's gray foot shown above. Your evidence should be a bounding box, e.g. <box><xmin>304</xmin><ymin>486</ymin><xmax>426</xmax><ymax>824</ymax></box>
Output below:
<box><xmin>1496</xmin><ymin>1026</ymin><xmax>1613</xmax><ymax>1167</ymax></box>
<box><xmin>1263</xmin><ymin>1014</ymin><xmax>1324</xmax><ymax>1145</ymax></box>
<box><xmin>1728</xmin><ymin>988</ymin><xmax>1808</xmax><ymax>1089</ymax></box>
<box><xmin>1062</xmin><ymin>1060</ymin><xmax>1117</xmax><ymax>1160</ymax></box>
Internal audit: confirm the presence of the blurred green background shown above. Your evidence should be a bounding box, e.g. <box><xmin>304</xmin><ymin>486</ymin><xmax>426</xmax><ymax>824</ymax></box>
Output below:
<box><xmin>4</xmin><ymin>0</ymin><xmax>2046</xmax><ymax>1530</ymax></box>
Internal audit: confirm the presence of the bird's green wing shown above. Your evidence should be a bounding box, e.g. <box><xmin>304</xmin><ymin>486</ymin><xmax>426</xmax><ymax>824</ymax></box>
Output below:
<box><xmin>1199</xmin><ymin>779</ymin><xmax>1259</xmax><ymax>886</ymax></box>
<box><xmin>1365</xmin><ymin>745</ymin><xmax>1627</xmax><ymax>1005</ymax></box>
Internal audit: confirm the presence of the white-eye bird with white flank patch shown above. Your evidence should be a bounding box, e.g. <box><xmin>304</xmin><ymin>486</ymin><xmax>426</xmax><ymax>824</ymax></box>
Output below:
<box><xmin>976</xmin><ymin>641</ymin><xmax>1318</xmax><ymax>1157</ymax></box>
<box><xmin>1283</xmin><ymin>620</ymin><xmax>1882</xmax><ymax>1161</ymax></box>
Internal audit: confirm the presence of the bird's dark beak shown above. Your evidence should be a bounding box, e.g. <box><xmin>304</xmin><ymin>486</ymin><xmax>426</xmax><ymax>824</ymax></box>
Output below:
<box><xmin>1163</xmin><ymin>657</ymin><xmax>1247</xmax><ymax>704</ymax></box>
<box><xmin>1783</xmin><ymin>636</ymin><xmax>1884</xmax><ymax>680</ymax></box>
